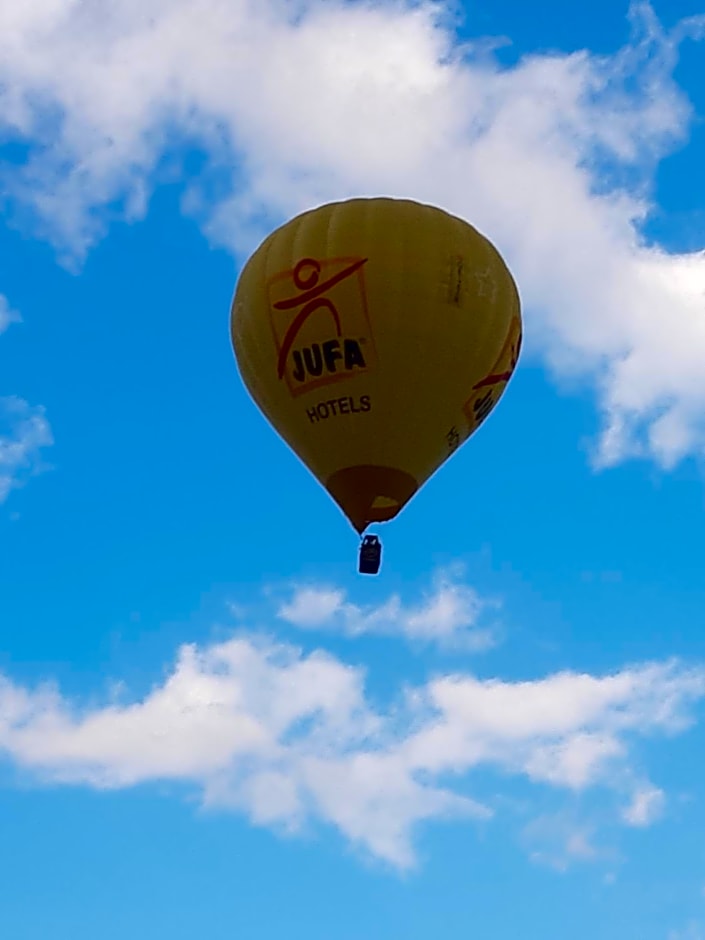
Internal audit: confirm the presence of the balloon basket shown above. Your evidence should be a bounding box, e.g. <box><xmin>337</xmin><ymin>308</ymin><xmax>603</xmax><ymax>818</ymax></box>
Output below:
<box><xmin>359</xmin><ymin>534</ymin><xmax>382</xmax><ymax>575</ymax></box>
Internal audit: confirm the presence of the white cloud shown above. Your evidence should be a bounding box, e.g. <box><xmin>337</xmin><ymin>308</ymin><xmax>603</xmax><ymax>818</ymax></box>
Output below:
<box><xmin>277</xmin><ymin>568</ymin><xmax>496</xmax><ymax>649</ymax></box>
<box><xmin>2</xmin><ymin>1</ymin><xmax>705</xmax><ymax>466</ymax></box>
<box><xmin>298</xmin><ymin>751</ymin><xmax>486</xmax><ymax>868</ymax></box>
<box><xmin>0</xmin><ymin>627</ymin><xmax>702</xmax><ymax>869</ymax></box>
<box><xmin>279</xmin><ymin>587</ymin><xmax>346</xmax><ymax>629</ymax></box>
<box><xmin>401</xmin><ymin>661</ymin><xmax>705</xmax><ymax>789</ymax></box>
<box><xmin>0</xmin><ymin>396</ymin><xmax>54</xmax><ymax>503</ymax></box>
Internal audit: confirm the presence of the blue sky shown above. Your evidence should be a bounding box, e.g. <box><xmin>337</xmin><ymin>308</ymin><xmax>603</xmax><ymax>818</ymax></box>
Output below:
<box><xmin>2</xmin><ymin>0</ymin><xmax>705</xmax><ymax>937</ymax></box>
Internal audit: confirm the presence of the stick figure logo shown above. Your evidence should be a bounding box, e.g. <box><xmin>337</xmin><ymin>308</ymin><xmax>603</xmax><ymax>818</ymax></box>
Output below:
<box><xmin>267</xmin><ymin>256</ymin><xmax>377</xmax><ymax>397</ymax></box>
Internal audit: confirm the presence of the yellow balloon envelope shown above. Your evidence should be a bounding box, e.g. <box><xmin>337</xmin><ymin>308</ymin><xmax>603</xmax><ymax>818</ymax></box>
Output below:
<box><xmin>231</xmin><ymin>197</ymin><xmax>521</xmax><ymax>534</ymax></box>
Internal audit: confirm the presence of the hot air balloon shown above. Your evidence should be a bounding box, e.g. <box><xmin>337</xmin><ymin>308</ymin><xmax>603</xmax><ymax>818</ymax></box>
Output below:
<box><xmin>230</xmin><ymin>197</ymin><xmax>521</xmax><ymax>574</ymax></box>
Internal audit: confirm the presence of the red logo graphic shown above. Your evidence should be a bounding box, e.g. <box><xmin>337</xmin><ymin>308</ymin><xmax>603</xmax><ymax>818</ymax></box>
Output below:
<box><xmin>471</xmin><ymin>327</ymin><xmax>522</xmax><ymax>392</ymax></box>
<box><xmin>268</xmin><ymin>256</ymin><xmax>376</xmax><ymax>397</ymax></box>
<box><xmin>463</xmin><ymin>317</ymin><xmax>522</xmax><ymax>433</ymax></box>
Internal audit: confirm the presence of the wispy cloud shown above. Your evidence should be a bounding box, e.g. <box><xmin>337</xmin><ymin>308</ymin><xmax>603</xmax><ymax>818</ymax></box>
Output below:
<box><xmin>1</xmin><ymin>2</ymin><xmax>705</xmax><ymax>466</ymax></box>
<box><xmin>622</xmin><ymin>783</ymin><xmax>665</xmax><ymax>826</ymax></box>
<box><xmin>522</xmin><ymin>811</ymin><xmax>601</xmax><ymax>872</ymax></box>
<box><xmin>1</xmin><ymin>626</ymin><xmax>702</xmax><ymax>869</ymax></box>
<box><xmin>0</xmin><ymin>295</ymin><xmax>21</xmax><ymax>336</ymax></box>
<box><xmin>0</xmin><ymin>396</ymin><xmax>54</xmax><ymax>504</ymax></box>
<box><xmin>669</xmin><ymin>923</ymin><xmax>705</xmax><ymax>940</ymax></box>
<box><xmin>276</xmin><ymin>568</ymin><xmax>496</xmax><ymax>649</ymax></box>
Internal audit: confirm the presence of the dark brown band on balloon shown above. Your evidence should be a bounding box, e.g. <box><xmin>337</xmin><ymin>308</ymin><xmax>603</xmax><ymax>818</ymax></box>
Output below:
<box><xmin>326</xmin><ymin>465</ymin><xmax>418</xmax><ymax>534</ymax></box>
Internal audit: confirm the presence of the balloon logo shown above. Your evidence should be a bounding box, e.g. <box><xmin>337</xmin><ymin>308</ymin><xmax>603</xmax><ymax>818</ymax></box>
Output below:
<box><xmin>231</xmin><ymin>197</ymin><xmax>522</xmax><ymax>567</ymax></box>
<box><xmin>269</xmin><ymin>256</ymin><xmax>375</xmax><ymax>395</ymax></box>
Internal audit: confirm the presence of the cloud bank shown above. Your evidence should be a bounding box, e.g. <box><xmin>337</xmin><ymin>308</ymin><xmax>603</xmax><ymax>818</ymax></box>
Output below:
<box><xmin>1</xmin><ymin>622</ymin><xmax>702</xmax><ymax>868</ymax></box>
